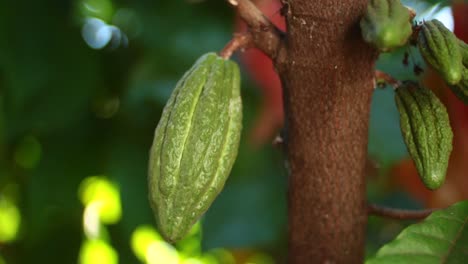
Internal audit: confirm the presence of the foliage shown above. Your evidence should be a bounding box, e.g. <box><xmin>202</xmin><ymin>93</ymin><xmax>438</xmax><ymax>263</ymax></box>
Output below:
<box><xmin>367</xmin><ymin>200</ymin><xmax>468</xmax><ymax>263</ymax></box>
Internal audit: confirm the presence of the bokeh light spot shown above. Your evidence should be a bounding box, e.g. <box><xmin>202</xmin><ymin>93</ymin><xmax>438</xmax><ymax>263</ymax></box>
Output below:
<box><xmin>80</xmin><ymin>0</ymin><xmax>114</xmax><ymax>22</ymax></box>
<box><xmin>79</xmin><ymin>239</ymin><xmax>118</xmax><ymax>264</ymax></box>
<box><xmin>13</xmin><ymin>136</ymin><xmax>41</xmax><ymax>169</ymax></box>
<box><xmin>130</xmin><ymin>225</ymin><xmax>162</xmax><ymax>262</ymax></box>
<box><xmin>82</xmin><ymin>18</ymin><xmax>112</xmax><ymax>49</ymax></box>
<box><xmin>83</xmin><ymin>201</ymin><xmax>104</xmax><ymax>239</ymax></box>
<box><xmin>79</xmin><ymin>176</ymin><xmax>121</xmax><ymax>224</ymax></box>
<box><xmin>81</xmin><ymin>18</ymin><xmax>128</xmax><ymax>50</ymax></box>
<box><xmin>0</xmin><ymin>196</ymin><xmax>21</xmax><ymax>243</ymax></box>
<box><xmin>145</xmin><ymin>241</ymin><xmax>180</xmax><ymax>264</ymax></box>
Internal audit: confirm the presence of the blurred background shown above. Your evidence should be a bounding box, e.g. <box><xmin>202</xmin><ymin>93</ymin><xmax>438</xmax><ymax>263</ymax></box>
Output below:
<box><xmin>0</xmin><ymin>0</ymin><xmax>466</xmax><ymax>263</ymax></box>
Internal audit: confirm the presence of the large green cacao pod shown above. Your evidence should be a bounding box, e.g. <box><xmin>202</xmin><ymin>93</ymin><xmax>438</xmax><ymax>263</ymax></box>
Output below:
<box><xmin>395</xmin><ymin>82</ymin><xmax>453</xmax><ymax>190</ymax></box>
<box><xmin>360</xmin><ymin>0</ymin><xmax>412</xmax><ymax>52</ymax></box>
<box><xmin>418</xmin><ymin>19</ymin><xmax>463</xmax><ymax>85</ymax></box>
<box><xmin>148</xmin><ymin>53</ymin><xmax>243</xmax><ymax>242</ymax></box>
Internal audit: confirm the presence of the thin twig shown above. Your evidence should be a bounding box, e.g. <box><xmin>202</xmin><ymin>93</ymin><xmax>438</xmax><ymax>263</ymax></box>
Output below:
<box><xmin>219</xmin><ymin>32</ymin><xmax>253</xmax><ymax>59</ymax></box>
<box><xmin>375</xmin><ymin>70</ymin><xmax>401</xmax><ymax>90</ymax></box>
<box><xmin>368</xmin><ymin>203</ymin><xmax>437</xmax><ymax>220</ymax></box>
<box><xmin>227</xmin><ymin>0</ymin><xmax>284</xmax><ymax>59</ymax></box>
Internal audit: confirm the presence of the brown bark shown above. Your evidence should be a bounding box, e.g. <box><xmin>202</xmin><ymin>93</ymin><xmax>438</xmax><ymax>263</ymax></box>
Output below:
<box><xmin>230</xmin><ymin>0</ymin><xmax>378</xmax><ymax>262</ymax></box>
<box><xmin>275</xmin><ymin>0</ymin><xmax>377</xmax><ymax>263</ymax></box>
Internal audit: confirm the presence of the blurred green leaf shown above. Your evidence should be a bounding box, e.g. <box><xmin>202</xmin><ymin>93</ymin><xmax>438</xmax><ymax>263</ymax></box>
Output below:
<box><xmin>367</xmin><ymin>201</ymin><xmax>468</xmax><ymax>264</ymax></box>
<box><xmin>176</xmin><ymin>222</ymin><xmax>203</xmax><ymax>258</ymax></box>
<box><xmin>78</xmin><ymin>0</ymin><xmax>115</xmax><ymax>22</ymax></box>
<box><xmin>13</xmin><ymin>135</ymin><xmax>42</xmax><ymax>169</ymax></box>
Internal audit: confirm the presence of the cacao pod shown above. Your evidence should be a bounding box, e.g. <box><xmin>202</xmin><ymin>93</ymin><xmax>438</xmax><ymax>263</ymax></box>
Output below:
<box><xmin>460</xmin><ymin>40</ymin><xmax>468</xmax><ymax>64</ymax></box>
<box><xmin>448</xmin><ymin>40</ymin><xmax>468</xmax><ymax>103</ymax></box>
<box><xmin>449</xmin><ymin>68</ymin><xmax>468</xmax><ymax>104</ymax></box>
<box><xmin>418</xmin><ymin>19</ymin><xmax>463</xmax><ymax>85</ymax></box>
<box><xmin>360</xmin><ymin>0</ymin><xmax>412</xmax><ymax>52</ymax></box>
<box><xmin>148</xmin><ymin>53</ymin><xmax>243</xmax><ymax>242</ymax></box>
<box><xmin>395</xmin><ymin>81</ymin><xmax>453</xmax><ymax>190</ymax></box>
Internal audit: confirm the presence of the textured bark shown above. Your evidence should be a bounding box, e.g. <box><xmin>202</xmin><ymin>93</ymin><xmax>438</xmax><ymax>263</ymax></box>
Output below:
<box><xmin>275</xmin><ymin>0</ymin><xmax>377</xmax><ymax>263</ymax></box>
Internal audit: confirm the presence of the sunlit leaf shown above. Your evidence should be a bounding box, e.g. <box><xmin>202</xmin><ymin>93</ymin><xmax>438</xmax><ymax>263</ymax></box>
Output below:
<box><xmin>366</xmin><ymin>200</ymin><xmax>468</xmax><ymax>264</ymax></box>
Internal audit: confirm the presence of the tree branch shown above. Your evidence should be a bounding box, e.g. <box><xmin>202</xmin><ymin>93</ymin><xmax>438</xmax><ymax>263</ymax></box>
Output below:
<box><xmin>368</xmin><ymin>203</ymin><xmax>436</xmax><ymax>220</ymax></box>
<box><xmin>375</xmin><ymin>70</ymin><xmax>401</xmax><ymax>89</ymax></box>
<box><xmin>219</xmin><ymin>32</ymin><xmax>252</xmax><ymax>59</ymax></box>
<box><xmin>227</xmin><ymin>0</ymin><xmax>284</xmax><ymax>60</ymax></box>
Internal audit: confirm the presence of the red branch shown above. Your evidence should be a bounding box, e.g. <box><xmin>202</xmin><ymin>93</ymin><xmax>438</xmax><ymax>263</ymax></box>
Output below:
<box><xmin>368</xmin><ymin>203</ymin><xmax>436</xmax><ymax>220</ymax></box>
<box><xmin>226</xmin><ymin>0</ymin><xmax>284</xmax><ymax>59</ymax></box>
<box><xmin>375</xmin><ymin>70</ymin><xmax>401</xmax><ymax>89</ymax></box>
<box><xmin>219</xmin><ymin>33</ymin><xmax>252</xmax><ymax>59</ymax></box>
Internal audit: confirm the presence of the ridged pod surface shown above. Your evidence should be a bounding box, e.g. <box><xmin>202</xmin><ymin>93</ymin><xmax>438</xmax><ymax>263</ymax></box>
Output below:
<box><xmin>395</xmin><ymin>82</ymin><xmax>453</xmax><ymax>190</ymax></box>
<box><xmin>148</xmin><ymin>53</ymin><xmax>242</xmax><ymax>242</ymax></box>
<box><xmin>418</xmin><ymin>19</ymin><xmax>463</xmax><ymax>85</ymax></box>
<box><xmin>360</xmin><ymin>0</ymin><xmax>412</xmax><ymax>51</ymax></box>
<box><xmin>449</xmin><ymin>68</ymin><xmax>468</xmax><ymax>104</ymax></box>
<box><xmin>449</xmin><ymin>40</ymin><xmax>468</xmax><ymax>103</ymax></box>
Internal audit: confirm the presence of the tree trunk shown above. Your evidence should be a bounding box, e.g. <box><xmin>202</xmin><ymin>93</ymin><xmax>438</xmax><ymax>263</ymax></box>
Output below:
<box><xmin>275</xmin><ymin>0</ymin><xmax>377</xmax><ymax>263</ymax></box>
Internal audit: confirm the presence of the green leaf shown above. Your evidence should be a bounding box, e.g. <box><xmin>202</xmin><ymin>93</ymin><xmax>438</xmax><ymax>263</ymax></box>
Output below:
<box><xmin>367</xmin><ymin>201</ymin><xmax>468</xmax><ymax>264</ymax></box>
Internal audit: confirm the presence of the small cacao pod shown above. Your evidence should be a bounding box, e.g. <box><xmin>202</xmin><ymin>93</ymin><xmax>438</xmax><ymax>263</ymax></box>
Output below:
<box><xmin>418</xmin><ymin>19</ymin><xmax>463</xmax><ymax>85</ymax></box>
<box><xmin>148</xmin><ymin>53</ymin><xmax>243</xmax><ymax>242</ymax></box>
<box><xmin>449</xmin><ymin>68</ymin><xmax>468</xmax><ymax>104</ymax></box>
<box><xmin>395</xmin><ymin>81</ymin><xmax>453</xmax><ymax>190</ymax></box>
<box><xmin>460</xmin><ymin>40</ymin><xmax>468</xmax><ymax>65</ymax></box>
<box><xmin>448</xmin><ymin>40</ymin><xmax>468</xmax><ymax>103</ymax></box>
<box><xmin>360</xmin><ymin>0</ymin><xmax>413</xmax><ymax>52</ymax></box>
